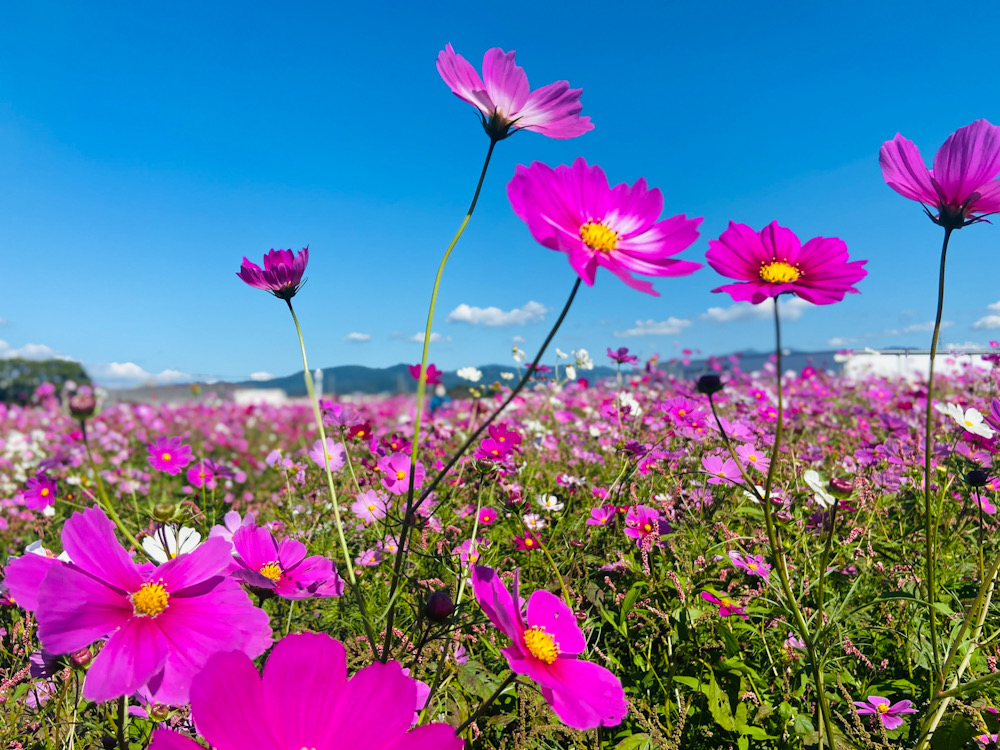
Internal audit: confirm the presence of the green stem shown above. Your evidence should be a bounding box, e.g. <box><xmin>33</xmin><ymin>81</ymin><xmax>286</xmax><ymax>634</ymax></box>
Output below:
<box><xmin>381</xmin><ymin>138</ymin><xmax>497</xmax><ymax>662</ymax></box>
<box><xmin>116</xmin><ymin>695</ymin><xmax>128</xmax><ymax>750</ymax></box>
<box><xmin>816</xmin><ymin>498</ymin><xmax>840</xmax><ymax>629</ymax></box>
<box><xmin>285</xmin><ymin>299</ymin><xmax>377</xmax><ymax>655</ymax></box>
<box><xmin>456</xmin><ymin>673</ymin><xmax>518</xmax><ymax>734</ymax></box>
<box><xmin>523</xmin><ymin>517</ymin><xmax>572</xmax><ymax>607</ymax></box>
<box><xmin>924</xmin><ymin>226</ymin><xmax>953</xmax><ymax>687</ymax></box>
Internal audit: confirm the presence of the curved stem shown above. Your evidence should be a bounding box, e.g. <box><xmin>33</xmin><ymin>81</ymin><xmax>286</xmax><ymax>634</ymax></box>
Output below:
<box><xmin>285</xmin><ymin>299</ymin><xmax>377</xmax><ymax>655</ymax></box>
<box><xmin>925</xmin><ymin>226</ymin><xmax>953</xmax><ymax>689</ymax></box>
<box><xmin>456</xmin><ymin>673</ymin><xmax>518</xmax><ymax>734</ymax></box>
<box><xmin>816</xmin><ymin>499</ymin><xmax>840</xmax><ymax>629</ymax></box>
<box><xmin>381</xmin><ymin>275</ymin><xmax>581</xmax><ymax>661</ymax></box>
<box><xmin>380</xmin><ymin>138</ymin><xmax>497</xmax><ymax>662</ymax></box>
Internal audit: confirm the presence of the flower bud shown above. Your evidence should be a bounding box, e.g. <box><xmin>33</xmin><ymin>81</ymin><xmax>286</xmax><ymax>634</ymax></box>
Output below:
<box><xmin>150</xmin><ymin>704</ymin><xmax>170</xmax><ymax>721</ymax></box>
<box><xmin>425</xmin><ymin>591</ymin><xmax>455</xmax><ymax>622</ymax></box>
<box><xmin>68</xmin><ymin>393</ymin><xmax>97</xmax><ymax>419</ymax></box>
<box><xmin>966</xmin><ymin>469</ymin><xmax>989</xmax><ymax>487</ymax></box>
<box><xmin>152</xmin><ymin>503</ymin><xmax>177</xmax><ymax>523</ymax></box>
<box><xmin>828</xmin><ymin>477</ymin><xmax>854</xmax><ymax>498</ymax></box>
<box><xmin>70</xmin><ymin>647</ymin><xmax>92</xmax><ymax>668</ymax></box>
<box><xmin>696</xmin><ymin>374</ymin><xmax>724</xmax><ymax>396</ymax></box>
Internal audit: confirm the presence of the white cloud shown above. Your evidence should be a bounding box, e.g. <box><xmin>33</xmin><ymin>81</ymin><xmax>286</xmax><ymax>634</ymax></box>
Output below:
<box><xmin>974</xmin><ymin>315</ymin><xmax>1000</xmax><ymax>330</ymax></box>
<box><xmin>446</xmin><ymin>301</ymin><xmax>549</xmax><ymax>327</ymax></box>
<box><xmin>89</xmin><ymin>362</ymin><xmax>192</xmax><ymax>387</ymax></box>
<box><xmin>903</xmin><ymin>321</ymin><xmax>952</xmax><ymax>334</ymax></box>
<box><xmin>700</xmin><ymin>297</ymin><xmax>812</xmax><ymax>323</ymax></box>
<box><xmin>249</xmin><ymin>371</ymin><xmax>273</xmax><ymax>381</ymax></box>
<box><xmin>408</xmin><ymin>332</ymin><xmax>451</xmax><ymax>343</ymax></box>
<box><xmin>0</xmin><ymin>340</ymin><xmax>71</xmax><ymax>360</ymax></box>
<box><xmin>944</xmin><ymin>341</ymin><xmax>988</xmax><ymax>351</ymax></box>
<box><xmin>512</xmin><ymin>335</ymin><xmax>526</xmax><ymax>344</ymax></box>
<box><xmin>613</xmin><ymin>317</ymin><xmax>691</xmax><ymax>338</ymax></box>
<box><xmin>343</xmin><ymin>332</ymin><xmax>371</xmax><ymax>342</ymax></box>
<box><xmin>0</xmin><ymin>318</ymin><xmax>8</xmax><ymax>326</ymax></box>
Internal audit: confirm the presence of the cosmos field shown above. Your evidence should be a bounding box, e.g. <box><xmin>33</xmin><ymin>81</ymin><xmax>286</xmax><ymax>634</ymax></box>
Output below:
<box><xmin>3</xmin><ymin>41</ymin><xmax>1000</xmax><ymax>750</ymax></box>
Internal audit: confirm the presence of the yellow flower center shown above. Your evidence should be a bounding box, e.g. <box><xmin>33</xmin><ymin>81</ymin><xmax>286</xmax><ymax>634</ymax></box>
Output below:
<box><xmin>966</xmin><ymin>420</ymin><xmax>975</xmax><ymax>427</ymax></box>
<box><xmin>367</xmin><ymin>504</ymin><xmax>377</xmax><ymax>511</ymax></box>
<box><xmin>749</xmin><ymin>455</ymin><xmax>758</xmax><ymax>462</ymax></box>
<box><xmin>643</xmin><ymin>523</ymin><xmax>653</xmax><ymax>533</ymax></box>
<box><xmin>523</xmin><ymin>626</ymin><xmax>560</xmax><ymax>664</ymax></box>
<box><xmin>876</xmin><ymin>702</ymin><xmax>890</xmax><ymax>714</ymax></box>
<box><xmin>161</xmin><ymin>452</ymin><xmax>172</xmax><ymax>462</ymax></box>
<box><xmin>40</xmin><ymin>488</ymin><xmax>49</xmax><ymax>497</ymax></box>
<box><xmin>759</xmin><ymin>261</ymin><xmax>801</xmax><ymax>283</ymax></box>
<box><xmin>748</xmin><ymin>563</ymin><xmax>758</xmax><ymax>570</ymax></box>
<box><xmin>720</xmin><ymin>597</ymin><xmax>735</xmax><ymax>608</ymax></box>
<box><xmin>259</xmin><ymin>562</ymin><xmax>282</xmax><ymax>582</ymax></box>
<box><xmin>132</xmin><ymin>582</ymin><xmax>169</xmax><ymax>617</ymax></box>
<box><xmin>579</xmin><ymin>222</ymin><xmax>618</xmax><ymax>252</ymax></box>
<box><xmin>198</xmin><ymin>472</ymin><xmax>206</xmax><ymax>478</ymax></box>
<box><xmin>396</xmin><ymin>470</ymin><xmax>406</xmax><ymax>480</ymax></box>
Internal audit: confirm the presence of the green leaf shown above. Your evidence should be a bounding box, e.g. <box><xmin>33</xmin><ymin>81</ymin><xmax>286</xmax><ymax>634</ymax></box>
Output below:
<box><xmin>704</xmin><ymin>672</ymin><xmax>736</xmax><ymax>732</ymax></box>
<box><xmin>929</xmin><ymin>715</ymin><xmax>976</xmax><ymax>750</ymax></box>
<box><xmin>672</xmin><ymin>675</ymin><xmax>700</xmax><ymax>689</ymax></box>
<box><xmin>615</xmin><ymin>734</ymin><xmax>651</xmax><ymax>750</ymax></box>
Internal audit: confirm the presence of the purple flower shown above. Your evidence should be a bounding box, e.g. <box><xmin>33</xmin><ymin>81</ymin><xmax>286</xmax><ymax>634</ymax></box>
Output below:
<box><xmin>148</xmin><ymin>632</ymin><xmax>462</xmax><ymax>750</ymax></box>
<box><xmin>378</xmin><ymin>453</ymin><xmax>426</xmax><ymax>495</ymax></box>
<box><xmin>23</xmin><ymin>472</ymin><xmax>57</xmax><ymax>511</ymax></box>
<box><xmin>437</xmin><ymin>44</ymin><xmax>592</xmax><ymax>141</ymax></box>
<box><xmin>237</xmin><ymin>247</ymin><xmax>309</xmax><ymax>300</ymax></box>
<box><xmin>507</xmin><ymin>158</ymin><xmax>702</xmax><ymax>296</ymax></box>
<box><xmin>880</xmin><ymin>119</ymin><xmax>1000</xmax><ymax>229</ymax></box>
<box><xmin>2</xmin><ymin>507</ymin><xmax>271</xmax><ymax>704</ymax></box>
<box><xmin>853</xmin><ymin>695</ymin><xmax>917</xmax><ymax>730</ymax></box>
<box><xmin>701</xmin><ymin>455</ymin><xmax>742</xmax><ymax>485</ymax></box>
<box><xmin>607</xmin><ymin>347</ymin><xmax>639</xmax><ymax>365</ymax></box>
<box><xmin>701</xmin><ymin>591</ymin><xmax>748</xmax><ymax>620</ymax></box>
<box><xmin>308</xmin><ymin>438</ymin><xmax>347</xmax><ymax>471</ymax></box>
<box><xmin>728</xmin><ymin>551</ymin><xmax>771</xmax><ymax>580</ymax></box>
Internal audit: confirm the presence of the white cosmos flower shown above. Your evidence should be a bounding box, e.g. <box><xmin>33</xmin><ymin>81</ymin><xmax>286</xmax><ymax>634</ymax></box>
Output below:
<box><xmin>572</xmin><ymin>348</ymin><xmax>595</xmax><ymax>370</ymax></box>
<box><xmin>457</xmin><ymin>366</ymin><xmax>483</xmax><ymax>383</ymax></box>
<box><xmin>141</xmin><ymin>525</ymin><xmax>202</xmax><ymax>563</ymax></box>
<box><xmin>936</xmin><ymin>402</ymin><xmax>995</xmax><ymax>438</ymax></box>
<box><xmin>500</xmin><ymin>371</ymin><xmax>515</xmax><ymax>381</ymax></box>
<box><xmin>523</xmin><ymin>513</ymin><xmax>547</xmax><ymax>530</ymax></box>
<box><xmin>536</xmin><ymin>494</ymin><xmax>565</xmax><ymax>512</ymax></box>
<box><xmin>618</xmin><ymin>391</ymin><xmax>643</xmax><ymax>417</ymax></box>
<box><xmin>555</xmin><ymin>348</ymin><xmax>568</xmax><ymax>359</ymax></box>
<box><xmin>512</xmin><ymin>346</ymin><xmax>527</xmax><ymax>364</ymax></box>
<box><xmin>564</xmin><ymin>365</ymin><xmax>577</xmax><ymax>381</ymax></box>
<box><xmin>803</xmin><ymin>469</ymin><xmax>836</xmax><ymax>509</ymax></box>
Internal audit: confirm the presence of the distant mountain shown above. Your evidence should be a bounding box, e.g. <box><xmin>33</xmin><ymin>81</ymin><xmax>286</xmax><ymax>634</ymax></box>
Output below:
<box><xmin>235</xmin><ymin>351</ymin><xmax>845</xmax><ymax>396</ymax></box>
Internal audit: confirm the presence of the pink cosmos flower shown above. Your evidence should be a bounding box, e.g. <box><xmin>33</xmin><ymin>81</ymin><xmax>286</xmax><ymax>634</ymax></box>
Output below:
<box><xmin>2</xmin><ymin>506</ymin><xmax>271</xmax><ymax>704</ymax></box>
<box><xmin>700</xmin><ymin>591</ymin><xmax>748</xmax><ymax>620</ymax></box>
<box><xmin>147</xmin><ymin>436</ymin><xmax>193</xmax><ymax>475</ymax></box>
<box><xmin>237</xmin><ymin>247</ymin><xmax>309</xmax><ymax>300</ymax></box>
<box><xmin>507</xmin><ymin>158</ymin><xmax>702</xmax><ymax>296</ymax></box>
<box><xmin>478</xmin><ymin>507</ymin><xmax>497</xmax><ymax>525</ymax></box>
<box><xmin>408</xmin><ymin>363</ymin><xmax>444</xmax><ymax>386</ymax></box>
<box><xmin>853</xmin><ymin>695</ymin><xmax>917</xmax><ymax>730</ymax></box>
<box><xmin>308</xmin><ymin>438</ymin><xmax>347</xmax><ymax>471</ymax></box>
<box><xmin>512</xmin><ymin>533</ymin><xmax>541</xmax><ymax>552</ymax></box>
<box><xmin>586</xmin><ymin>504</ymin><xmax>617</xmax><ymax>526</ymax></box>
<box><xmin>148</xmin><ymin>632</ymin><xmax>462</xmax><ymax>750</ymax></box>
<box><xmin>378</xmin><ymin>453</ymin><xmax>426</xmax><ymax>495</ymax></box>
<box><xmin>728</xmin><ymin>551</ymin><xmax>771</xmax><ymax>580</ymax></box>
<box><xmin>702</xmin><ymin>455</ymin><xmax>742</xmax><ymax>485</ymax></box>
<box><xmin>607</xmin><ymin>347</ymin><xmax>639</xmax><ymax>365</ymax></box>
<box><xmin>186</xmin><ymin>460</ymin><xmax>216</xmax><ymax>490</ymax></box>
<box><xmin>736</xmin><ymin>443</ymin><xmax>771</xmax><ymax>472</ymax></box>
<box><xmin>472</xmin><ymin>566</ymin><xmax>627</xmax><ymax>729</ymax></box>
<box><xmin>23</xmin><ymin>472</ymin><xmax>57</xmax><ymax>511</ymax></box>
<box><xmin>437</xmin><ymin>44</ymin><xmax>592</xmax><ymax>141</ymax></box>
<box><xmin>624</xmin><ymin>505</ymin><xmax>672</xmax><ymax>548</ymax></box>
<box><xmin>880</xmin><ymin>119</ymin><xmax>1000</xmax><ymax>229</ymax></box>
<box><xmin>706</xmin><ymin>221</ymin><xmax>867</xmax><ymax>305</ymax></box>
<box><xmin>351</xmin><ymin>490</ymin><xmax>388</xmax><ymax>525</ymax></box>
<box><xmin>230</xmin><ymin>522</ymin><xmax>344</xmax><ymax>600</ymax></box>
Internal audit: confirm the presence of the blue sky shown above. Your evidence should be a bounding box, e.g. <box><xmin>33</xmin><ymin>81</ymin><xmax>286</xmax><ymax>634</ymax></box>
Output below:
<box><xmin>2</xmin><ymin>1</ymin><xmax>1000</xmax><ymax>386</ymax></box>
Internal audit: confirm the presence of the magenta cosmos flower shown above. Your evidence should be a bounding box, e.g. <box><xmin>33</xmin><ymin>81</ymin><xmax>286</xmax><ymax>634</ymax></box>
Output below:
<box><xmin>706</xmin><ymin>221</ymin><xmax>867</xmax><ymax>305</ymax></box>
<box><xmin>230</xmin><ymin>522</ymin><xmax>344</xmax><ymax>600</ymax></box>
<box><xmin>853</xmin><ymin>695</ymin><xmax>917</xmax><ymax>730</ymax></box>
<box><xmin>237</xmin><ymin>247</ymin><xmax>309</xmax><ymax>300</ymax></box>
<box><xmin>437</xmin><ymin>44</ymin><xmax>591</xmax><ymax>141</ymax></box>
<box><xmin>2</xmin><ymin>506</ymin><xmax>271</xmax><ymax>704</ymax></box>
<box><xmin>880</xmin><ymin>119</ymin><xmax>1000</xmax><ymax>229</ymax></box>
<box><xmin>148</xmin><ymin>632</ymin><xmax>462</xmax><ymax>750</ymax></box>
<box><xmin>147</xmin><ymin>436</ymin><xmax>193</xmax><ymax>475</ymax></box>
<box><xmin>23</xmin><ymin>472</ymin><xmax>57</xmax><ymax>511</ymax></box>
<box><xmin>471</xmin><ymin>566</ymin><xmax>627</xmax><ymax>729</ymax></box>
<box><xmin>700</xmin><ymin>591</ymin><xmax>748</xmax><ymax>620</ymax></box>
<box><xmin>508</xmin><ymin>158</ymin><xmax>701</xmax><ymax>296</ymax></box>
<box><xmin>378</xmin><ymin>453</ymin><xmax>426</xmax><ymax>495</ymax></box>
